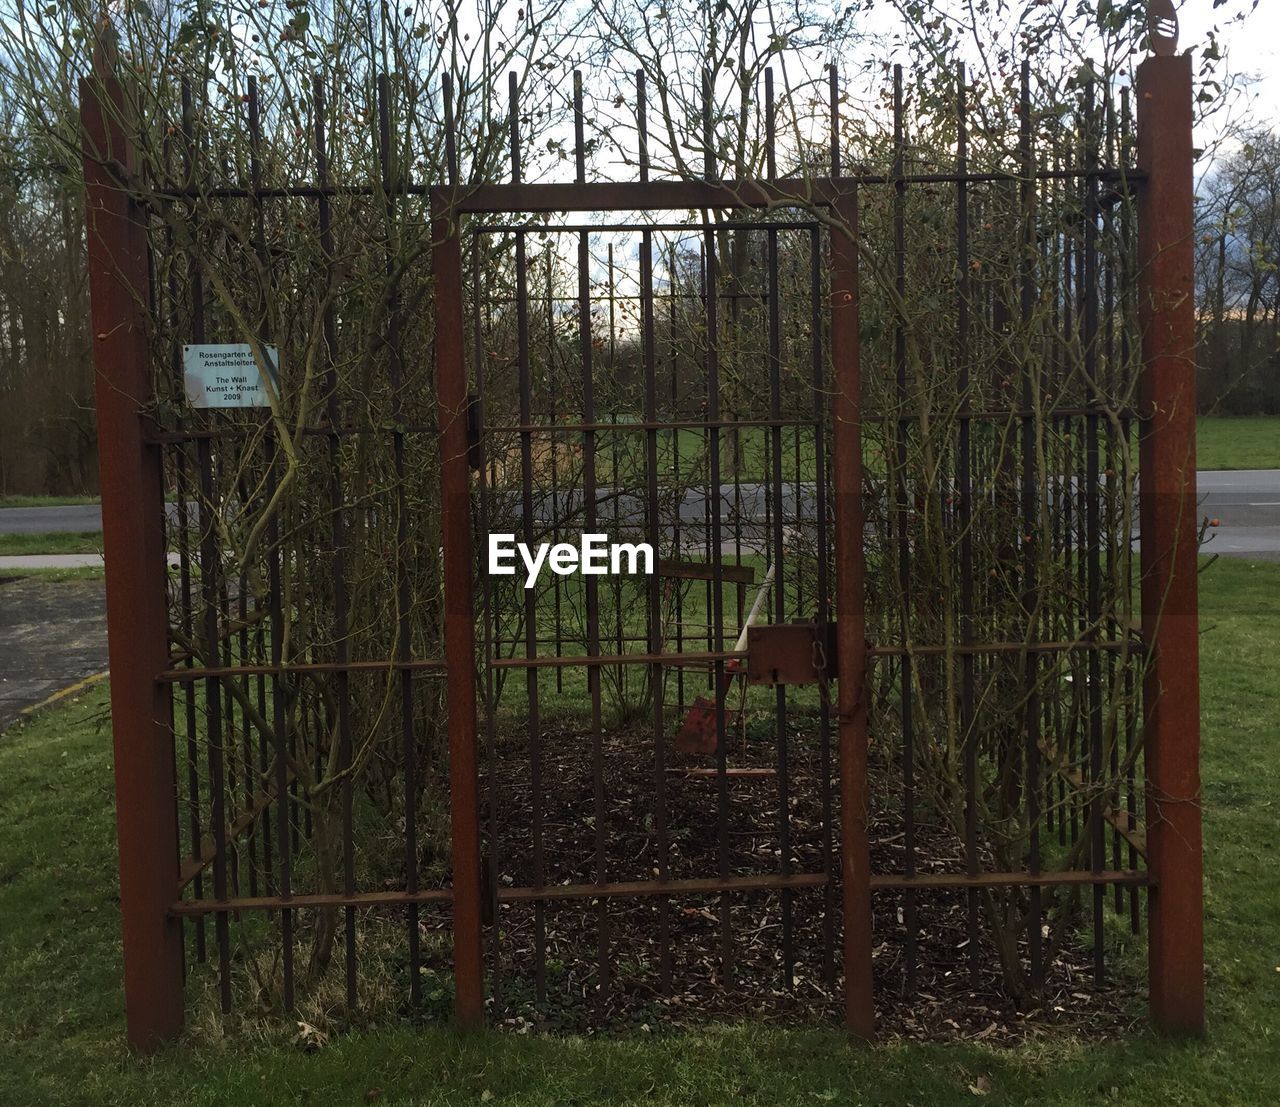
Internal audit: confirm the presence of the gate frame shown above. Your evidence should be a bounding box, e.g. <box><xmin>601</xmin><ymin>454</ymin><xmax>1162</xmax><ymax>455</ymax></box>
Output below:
<box><xmin>429</xmin><ymin>175</ymin><xmax>874</xmax><ymax>1037</ymax></box>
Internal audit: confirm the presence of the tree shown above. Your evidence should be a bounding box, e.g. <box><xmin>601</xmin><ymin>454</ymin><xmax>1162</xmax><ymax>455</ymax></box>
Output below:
<box><xmin>1196</xmin><ymin>129</ymin><xmax>1280</xmax><ymax>412</ymax></box>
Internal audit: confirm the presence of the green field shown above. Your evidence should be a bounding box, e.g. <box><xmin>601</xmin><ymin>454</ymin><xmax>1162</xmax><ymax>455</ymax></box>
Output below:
<box><xmin>0</xmin><ymin>494</ymin><xmax>99</xmax><ymax>509</ymax></box>
<box><xmin>1197</xmin><ymin>416</ymin><xmax>1280</xmax><ymax>471</ymax></box>
<box><xmin>0</xmin><ymin>560</ymin><xmax>1277</xmax><ymax>1105</ymax></box>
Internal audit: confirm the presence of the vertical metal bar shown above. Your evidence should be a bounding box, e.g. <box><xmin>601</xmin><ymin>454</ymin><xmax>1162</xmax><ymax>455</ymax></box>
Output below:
<box><xmin>432</xmin><ymin>196</ymin><xmax>486</xmax><ymax>1033</ymax></box>
<box><xmin>471</xmin><ymin>211</ymin><xmax>504</xmax><ymax>1008</ymax></box>
<box><xmin>244</xmin><ymin>75</ymin><xmax>270</xmax><ymax>906</ymax></box>
<box><xmin>811</xmin><ymin>220</ymin><xmax>835</xmax><ymax>987</ymax></box>
<box><xmin>313</xmin><ymin>76</ymin><xmax>358</xmax><ymax>1010</ymax></box>
<box><xmin>822</xmin><ymin>65</ymin><xmax>839</xmax><ymax>988</ymax></box>
<box><xmin>891</xmin><ymin>64</ymin><xmax>916</xmax><ymax>992</ymax></box>
<box><xmin>764</xmin><ymin>68</ymin><xmax>793</xmax><ymax>991</ymax></box>
<box><xmin>239</xmin><ymin>576</ymin><xmax>255</xmax><ymax>899</ymax></box>
<box><xmin>218</xmin><ymin>562</ymin><xmax>238</xmax><ymax>902</ymax></box>
<box><xmin>80</xmin><ymin>58</ymin><xmax>185</xmax><ymax>1051</ymax></box>
<box><xmin>246</xmin><ymin>73</ymin><xmax>294</xmax><ymax>1009</ymax></box>
<box><xmin>179</xmin><ymin>76</ymin><xmax>232</xmax><ymax>1016</ymax></box>
<box><xmin>267</xmin><ymin>423</ymin><xmax>294</xmax><ymax>1009</ymax></box>
<box><xmin>509</xmin><ymin>71</ymin><xmax>546</xmax><ymax>1004</ymax></box>
<box><xmin>198</xmin><ymin>406</ymin><xmax>230</xmax><ymax>1015</ymax></box>
<box><xmin>1018</xmin><ymin>61</ymin><xmax>1044</xmax><ymax>987</ymax></box>
<box><xmin>1103</xmin><ymin>88</ymin><xmax>1124</xmax><ymax>917</ymax></box>
<box><xmin>575</xmin><ymin>70</ymin><xmax>613</xmax><ymax>1010</ymax></box>
<box><xmin>670</xmin><ymin>241</ymin><xmax>686</xmax><ymax>719</ymax></box>
<box><xmin>831</xmin><ymin>185</ymin><xmax>874</xmax><ymax>1040</ymax></box>
<box><xmin>1062</xmin><ymin>138</ymin><xmax>1079</xmax><ymax>851</ymax></box>
<box><xmin>547</xmin><ymin>246</ymin><xmax>563</xmax><ymax>693</ymax></box>
<box><xmin>609</xmin><ymin>245</ymin><xmax>625</xmax><ymax>664</ymax></box>
<box><xmin>167</xmin><ymin>92</ymin><xmax>204</xmax><ymax>966</ymax></box>
<box><xmin>956</xmin><ymin>63</ymin><xmax>980</xmax><ymax>982</ymax></box>
<box><xmin>1082</xmin><ymin>80</ymin><xmax>1105</xmax><ymax>987</ymax></box>
<box><xmin>700</xmin><ymin>242</ymin><xmax>713</xmax><ymax>682</ymax></box>
<box><xmin>175</xmin><ymin>405</ymin><xmax>204</xmax><ymax>966</ymax></box>
<box><xmin>1045</xmin><ymin>133</ymin><xmax>1060</xmax><ymax>848</ymax></box>
<box><xmin>1048</xmin><ymin>152</ymin><xmax>1066</xmax><ymax>881</ymax></box>
<box><xmin>255</xmin><ymin>626</ymin><xmax>271</xmax><ymax>893</ymax></box>
<box><xmin>1049</xmin><ymin>133</ymin><xmax>1066</xmax><ymax>850</ymax></box>
<box><xmin>634</xmin><ymin>69</ymin><xmax>672</xmax><ymax>996</ymax></box>
<box><xmin>377</xmin><ymin>72</ymin><xmax>421</xmax><ymax>1007</ymax></box>
<box><xmin>1135</xmin><ymin>52</ymin><xmax>1204</xmax><ymax>1037</ymax></box>
<box><xmin>702</xmin><ymin>68</ymin><xmax>734</xmax><ymax>980</ymax></box>
<box><xmin>1120</xmin><ymin>85</ymin><xmax>1141</xmax><ymax>937</ymax></box>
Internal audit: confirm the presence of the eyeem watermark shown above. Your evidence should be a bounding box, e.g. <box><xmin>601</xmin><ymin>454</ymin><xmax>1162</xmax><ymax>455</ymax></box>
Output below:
<box><xmin>488</xmin><ymin>533</ymin><xmax>654</xmax><ymax>588</ymax></box>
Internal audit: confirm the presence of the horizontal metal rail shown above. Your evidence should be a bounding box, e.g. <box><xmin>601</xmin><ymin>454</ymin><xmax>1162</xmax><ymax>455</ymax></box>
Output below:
<box><xmin>489</xmin><ymin>639</ymin><xmax>1140</xmax><ymax>671</ymax></box>
<box><xmin>483</xmin><ymin>417</ymin><xmax>820</xmax><ymax>433</ymax></box>
<box><xmin>169</xmin><ymin>868</ymin><xmax>1151</xmax><ymax>917</ymax></box>
<box><xmin>868</xmin><ymin>639</ymin><xmax>1141</xmax><ymax>658</ymax></box>
<box><xmin>870</xmin><ymin>869</ymin><xmax>1150</xmax><ymax>889</ymax></box>
<box><xmin>146</xmin><ymin>422</ymin><xmax>439</xmax><ymax>444</ymax></box>
<box><xmin>144</xmin><ymin>165</ymin><xmax>1144</xmax><ymax>205</ymax></box>
<box><xmin>473</xmin><ymin>219</ymin><xmax>823</xmax><ymax>234</ymax></box>
<box><xmin>144</xmin><ymin>405</ymin><xmax>1147</xmax><ymax>446</ymax></box>
<box><xmin>157</xmin><ymin>658</ymin><xmax>446</xmax><ymax>683</ymax></box>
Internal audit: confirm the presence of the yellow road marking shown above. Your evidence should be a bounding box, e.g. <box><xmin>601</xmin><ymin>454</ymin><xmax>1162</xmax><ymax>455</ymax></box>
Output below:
<box><xmin>18</xmin><ymin>669</ymin><xmax>109</xmax><ymax>718</ymax></box>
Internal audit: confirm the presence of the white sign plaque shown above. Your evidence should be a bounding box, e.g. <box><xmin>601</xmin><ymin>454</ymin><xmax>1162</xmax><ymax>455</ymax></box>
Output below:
<box><xmin>183</xmin><ymin>343</ymin><xmax>279</xmax><ymax>409</ymax></box>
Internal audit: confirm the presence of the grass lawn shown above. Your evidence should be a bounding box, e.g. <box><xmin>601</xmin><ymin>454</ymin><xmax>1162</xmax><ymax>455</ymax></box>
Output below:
<box><xmin>1</xmin><ymin>559</ymin><xmax>1277</xmax><ymax>1105</ymax></box>
<box><xmin>1197</xmin><ymin>416</ymin><xmax>1280</xmax><ymax>470</ymax></box>
<box><xmin>0</xmin><ymin>532</ymin><xmax>103</xmax><ymax>557</ymax></box>
<box><xmin>0</xmin><ymin>494</ymin><xmax>99</xmax><ymax>509</ymax></box>
<box><xmin>0</xmin><ymin>566</ymin><xmax>106</xmax><ymax>583</ymax></box>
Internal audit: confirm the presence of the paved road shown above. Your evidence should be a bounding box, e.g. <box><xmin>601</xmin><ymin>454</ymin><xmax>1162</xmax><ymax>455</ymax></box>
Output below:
<box><xmin>1194</xmin><ymin>470</ymin><xmax>1280</xmax><ymax>560</ymax></box>
<box><xmin>0</xmin><ymin>575</ymin><xmax>107</xmax><ymax>728</ymax></box>
<box><xmin>0</xmin><ymin>503</ymin><xmax>103</xmax><ymax>533</ymax></box>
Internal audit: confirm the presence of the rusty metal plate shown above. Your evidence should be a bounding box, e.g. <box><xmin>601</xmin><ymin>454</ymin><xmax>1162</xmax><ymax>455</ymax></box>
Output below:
<box><xmin>746</xmin><ymin>622</ymin><xmax>832</xmax><ymax>685</ymax></box>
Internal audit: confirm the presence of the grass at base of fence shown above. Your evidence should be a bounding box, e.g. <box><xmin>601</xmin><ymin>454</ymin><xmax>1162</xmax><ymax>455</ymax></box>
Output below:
<box><xmin>0</xmin><ymin>558</ymin><xmax>1277</xmax><ymax>1106</ymax></box>
<box><xmin>0</xmin><ymin>531</ymin><xmax>103</xmax><ymax>556</ymax></box>
<box><xmin>1197</xmin><ymin>415</ymin><xmax>1280</xmax><ymax>470</ymax></box>
<box><xmin>0</xmin><ymin>565</ymin><xmax>106</xmax><ymax>583</ymax></box>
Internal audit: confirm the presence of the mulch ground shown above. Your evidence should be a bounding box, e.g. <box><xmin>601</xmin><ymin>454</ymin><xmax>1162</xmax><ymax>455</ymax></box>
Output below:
<box><xmin>480</xmin><ymin>707</ymin><xmax>1141</xmax><ymax>1041</ymax></box>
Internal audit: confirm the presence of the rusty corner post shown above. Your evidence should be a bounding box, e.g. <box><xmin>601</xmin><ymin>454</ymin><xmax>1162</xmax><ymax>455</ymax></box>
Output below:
<box><xmin>431</xmin><ymin>194</ymin><xmax>486</xmax><ymax>1029</ymax></box>
<box><xmin>830</xmin><ymin>190</ymin><xmax>875</xmax><ymax>1040</ymax></box>
<box><xmin>1136</xmin><ymin>53</ymin><xmax>1204</xmax><ymax>1036</ymax></box>
<box><xmin>80</xmin><ymin>63</ymin><xmax>185</xmax><ymax>1047</ymax></box>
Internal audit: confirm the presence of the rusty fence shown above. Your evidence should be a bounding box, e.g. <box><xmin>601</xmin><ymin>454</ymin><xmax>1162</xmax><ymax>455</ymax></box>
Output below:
<box><xmin>81</xmin><ymin>38</ymin><xmax>1201</xmax><ymax>1050</ymax></box>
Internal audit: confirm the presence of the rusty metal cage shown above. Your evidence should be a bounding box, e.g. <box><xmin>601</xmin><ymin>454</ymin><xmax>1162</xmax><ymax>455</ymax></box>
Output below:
<box><xmin>80</xmin><ymin>39</ymin><xmax>1202</xmax><ymax>1050</ymax></box>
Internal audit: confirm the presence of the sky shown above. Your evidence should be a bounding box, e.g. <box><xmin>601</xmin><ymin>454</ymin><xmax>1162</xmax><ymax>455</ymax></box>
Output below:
<box><xmin>1176</xmin><ymin>0</ymin><xmax>1278</xmax><ymax>158</ymax></box>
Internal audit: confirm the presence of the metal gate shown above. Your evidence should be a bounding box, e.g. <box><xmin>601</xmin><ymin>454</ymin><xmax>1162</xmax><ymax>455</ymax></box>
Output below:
<box><xmin>434</xmin><ymin>70</ymin><xmax>869</xmax><ymax>1029</ymax></box>
<box><xmin>81</xmin><ymin>33</ymin><xmax>1202</xmax><ymax>1050</ymax></box>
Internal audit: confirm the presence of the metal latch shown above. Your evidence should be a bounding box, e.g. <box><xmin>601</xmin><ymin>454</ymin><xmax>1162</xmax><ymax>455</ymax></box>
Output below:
<box><xmin>745</xmin><ymin>621</ymin><xmax>836</xmax><ymax>685</ymax></box>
